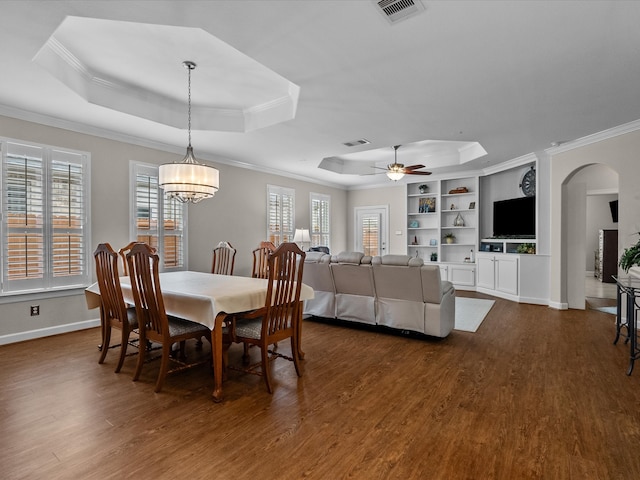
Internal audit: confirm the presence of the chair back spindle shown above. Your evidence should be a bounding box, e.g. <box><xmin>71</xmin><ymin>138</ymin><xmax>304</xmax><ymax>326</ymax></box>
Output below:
<box><xmin>211</xmin><ymin>241</ymin><xmax>236</xmax><ymax>275</ymax></box>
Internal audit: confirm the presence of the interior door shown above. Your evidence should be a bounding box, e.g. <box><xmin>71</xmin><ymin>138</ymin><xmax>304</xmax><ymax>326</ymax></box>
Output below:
<box><xmin>355</xmin><ymin>206</ymin><xmax>388</xmax><ymax>256</ymax></box>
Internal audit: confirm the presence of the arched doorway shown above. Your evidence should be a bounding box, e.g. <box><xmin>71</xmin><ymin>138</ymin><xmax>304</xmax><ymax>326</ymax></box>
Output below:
<box><xmin>563</xmin><ymin>163</ymin><xmax>619</xmax><ymax>309</ymax></box>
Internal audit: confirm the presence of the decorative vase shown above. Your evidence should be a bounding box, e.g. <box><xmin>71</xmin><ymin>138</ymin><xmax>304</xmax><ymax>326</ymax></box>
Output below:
<box><xmin>454</xmin><ymin>212</ymin><xmax>465</xmax><ymax>227</ymax></box>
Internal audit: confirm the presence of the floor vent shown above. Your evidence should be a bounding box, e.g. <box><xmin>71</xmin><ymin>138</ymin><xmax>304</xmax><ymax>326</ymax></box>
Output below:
<box><xmin>374</xmin><ymin>0</ymin><xmax>425</xmax><ymax>24</ymax></box>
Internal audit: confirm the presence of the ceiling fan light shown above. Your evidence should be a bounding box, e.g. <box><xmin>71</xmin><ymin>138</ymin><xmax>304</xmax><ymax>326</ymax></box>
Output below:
<box><xmin>387</xmin><ymin>170</ymin><xmax>404</xmax><ymax>181</ymax></box>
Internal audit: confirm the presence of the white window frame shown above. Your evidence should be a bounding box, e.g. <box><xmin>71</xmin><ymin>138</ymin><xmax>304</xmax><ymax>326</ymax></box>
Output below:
<box><xmin>0</xmin><ymin>137</ymin><xmax>91</xmax><ymax>295</ymax></box>
<box><xmin>267</xmin><ymin>185</ymin><xmax>295</xmax><ymax>246</ymax></box>
<box><xmin>129</xmin><ymin>161</ymin><xmax>187</xmax><ymax>271</ymax></box>
<box><xmin>310</xmin><ymin>192</ymin><xmax>330</xmax><ymax>249</ymax></box>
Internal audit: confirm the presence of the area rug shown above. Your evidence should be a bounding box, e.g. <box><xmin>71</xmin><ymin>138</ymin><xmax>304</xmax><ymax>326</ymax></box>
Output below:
<box><xmin>455</xmin><ymin>297</ymin><xmax>495</xmax><ymax>332</ymax></box>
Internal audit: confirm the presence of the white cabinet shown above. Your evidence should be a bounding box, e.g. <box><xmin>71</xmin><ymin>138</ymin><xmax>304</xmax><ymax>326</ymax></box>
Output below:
<box><xmin>476</xmin><ymin>252</ymin><xmax>549</xmax><ymax>304</ymax></box>
<box><xmin>476</xmin><ymin>253</ymin><xmax>518</xmax><ymax>296</ymax></box>
<box><xmin>438</xmin><ymin>263</ymin><xmax>476</xmax><ymax>290</ymax></box>
<box><xmin>448</xmin><ymin>264</ymin><xmax>476</xmax><ymax>288</ymax></box>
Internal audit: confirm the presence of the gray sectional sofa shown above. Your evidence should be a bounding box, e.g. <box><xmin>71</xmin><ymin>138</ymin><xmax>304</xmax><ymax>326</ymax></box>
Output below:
<box><xmin>302</xmin><ymin>251</ymin><xmax>456</xmax><ymax>338</ymax></box>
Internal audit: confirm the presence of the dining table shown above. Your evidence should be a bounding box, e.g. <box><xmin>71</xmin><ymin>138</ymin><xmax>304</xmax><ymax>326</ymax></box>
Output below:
<box><xmin>85</xmin><ymin>270</ymin><xmax>314</xmax><ymax>402</ymax></box>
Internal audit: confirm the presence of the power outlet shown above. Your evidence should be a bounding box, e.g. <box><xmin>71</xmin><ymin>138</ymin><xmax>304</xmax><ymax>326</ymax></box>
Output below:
<box><xmin>30</xmin><ymin>305</ymin><xmax>39</xmax><ymax>316</ymax></box>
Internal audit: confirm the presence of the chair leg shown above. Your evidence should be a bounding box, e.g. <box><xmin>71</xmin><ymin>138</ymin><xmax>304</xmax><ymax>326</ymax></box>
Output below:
<box><xmin>115</xmin><ymin>328</ymin><xmax>128</xmax><ymax>373</ymax></box>
<box><xmin>155</xmin><ymin>344</ymin><xmax>171</xmax><ymax>393</ymax></box>
<box><xmin>99</xmin><ymin>324</ymin><xmax>111</xmax><ymax>364</ymax></box>
<box><xmin>242</xmin><ymin>342</ymin><xmax>250</xmax><ymax>365</ymax></box>
<box><xmin>133</xmin><ymin>333</ymin><xmax>146</xmax><ymax>382</ymax></box>
<box><xmin>261</xmin><ymin>345</ymin><xmax>273</xmax><ymax>394</ymax></box>
<box><xmin>291</xmin><ymin>335</ymin><xmax>302</xmax><ymax>377</ymax></box>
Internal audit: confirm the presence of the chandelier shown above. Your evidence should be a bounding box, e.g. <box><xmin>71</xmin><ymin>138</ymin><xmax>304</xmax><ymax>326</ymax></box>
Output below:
<box><xmin>159</xmin><ymin>61</ymin><xmax>219</xmax><ymax>203</ymax></box>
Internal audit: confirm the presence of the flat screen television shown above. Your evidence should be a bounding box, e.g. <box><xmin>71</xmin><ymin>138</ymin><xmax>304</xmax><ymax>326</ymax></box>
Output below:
<box><xmin>493</xmin><ymin>196</ymin><xmax>535</xmax><ymax>238</ymax></box>
<box><xmin>609</xmin><ymin>200</ymin><xmax>618</xmax><ymax>223</ymax></box>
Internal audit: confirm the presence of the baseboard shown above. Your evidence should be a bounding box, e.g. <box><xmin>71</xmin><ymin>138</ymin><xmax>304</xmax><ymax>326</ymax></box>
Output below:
<box><xmin>548</xmin><ymin>300</ymin><xmax>569</xmax><ymax>310</ymax></box>
<box><xmin>0</xmin><ymin>318</ymin><xmax>100</xmax><ymax>346</ymax></box>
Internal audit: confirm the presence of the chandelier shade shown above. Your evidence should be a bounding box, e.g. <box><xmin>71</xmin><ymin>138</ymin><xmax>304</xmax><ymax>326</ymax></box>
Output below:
<box><xmin>159</xmin><ymin>60</ymin><xmax>219</xmax><ymax>204</ymax></box>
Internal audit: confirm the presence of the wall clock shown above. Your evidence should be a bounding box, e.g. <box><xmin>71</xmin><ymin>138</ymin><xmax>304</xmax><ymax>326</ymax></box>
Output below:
<box><xmin>520</xmin><ymin>166</ymin><xmax>536</xmax><ymax>197</ymax></box>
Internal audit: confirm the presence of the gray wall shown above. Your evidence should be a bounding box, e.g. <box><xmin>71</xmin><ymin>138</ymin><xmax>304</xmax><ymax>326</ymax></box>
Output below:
<box><xmin>0</xmin><ymin>114</ymin><xmax>347</xmax><ymax>342</ymax></box>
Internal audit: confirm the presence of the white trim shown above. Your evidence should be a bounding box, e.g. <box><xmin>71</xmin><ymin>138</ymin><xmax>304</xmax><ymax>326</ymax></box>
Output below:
<box><xmin>0</xmin><ymin>286</ymin><xmax>87</xmax><ymax>304</ymax></box>
<box><xmin>545</xmin><ymin>118</ymin><xmax>640</xmax><ymax>155</ymax></box>
<box><xmin>354</xmin><ymin>205</ymin><xmax>389</xmax><ymax>255</ymax></box>
<box><xmin>0</xmin><ymin>105</ymin><xmax>346</xmax><ymax>190</ymax></box>
<box><xmin>482</xmin><ymin>153</ymin><xmax>538</xmax><ymax>176</ymax></box>
<box><xmin>0</xmin><ymin>318</ymin><xmax>100</xmax><ymax>345</ymax></box>
<box><xmin>548</xmin><ymin>300</ymin><xmax>569</xmax><ymax>310</ymax></box>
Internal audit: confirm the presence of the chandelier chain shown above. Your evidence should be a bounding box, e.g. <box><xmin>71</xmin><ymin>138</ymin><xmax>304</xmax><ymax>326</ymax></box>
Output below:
<box><xmin>187</xmin><ymin>65</ymin><xmax>192</xmax><ymax>147</ymax></box>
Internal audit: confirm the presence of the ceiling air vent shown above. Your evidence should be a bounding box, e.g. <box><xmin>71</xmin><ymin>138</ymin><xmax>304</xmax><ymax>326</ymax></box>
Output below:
<box><xmin>374</xmin><ymin>0</ymin><xmax>425</xmax><ymax>24</ymax></box>
<box><xmin>343</xmin><ymin>138</ymin><xmax>371</xmax><ymax>147</ymax></box>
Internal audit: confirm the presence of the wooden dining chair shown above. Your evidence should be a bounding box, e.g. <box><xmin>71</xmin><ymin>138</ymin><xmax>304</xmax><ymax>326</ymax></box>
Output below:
<box><xmin>126</xmin><ymin>242</ymin><xmax>212</xmax><ymax>393</ymax></box>
<box><xmin>251</xmin><ymin>241</ymin><xmax>276</xmax><ymax>279</ymax></box>
<box><xmin>211</xmin><ymin>241</ymin><xmax>236</xmax><ymax>275</ymax></box>
<box><xmin>118</xmin><ymin>241</ymin><xmax>158</xmax><ymax>276</ymax></box>
<box><xmin>226</xmin><ymin>242</ymin><xmax>306</xmax><ymax>393</ymax></box>
<box><xmin>93</xmin><ymin>243</ymin><xmax>139</xmax><ymax>373</ymax></box>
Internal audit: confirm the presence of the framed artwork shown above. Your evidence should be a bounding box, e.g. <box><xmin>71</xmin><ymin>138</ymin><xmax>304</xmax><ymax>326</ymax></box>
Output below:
<box><xmin>425</xmin><ymin>197</ymin><xmax>436</xmax><ymax>213</ymax></box>
<box><xmin>419</xmin><ymin>197</ymin><xmax>436</xmax><ymax>213</ymax></box>
<box><xmin>469</xmin><ymin>201</ymin><xmax>476</xmax><ymax>209</ymax></box>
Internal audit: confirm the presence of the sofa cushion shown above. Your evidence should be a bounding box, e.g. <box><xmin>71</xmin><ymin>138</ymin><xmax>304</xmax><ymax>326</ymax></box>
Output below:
<box><xmin>305</xmin><ymin>251</ymin><xmax>330</xmax><ymax>263</ymax></box>
<box><xmin>372</xmin><ymin>254</ymin><xmax>424</xmax><ymax>267</ymax></box>
<box><xmin>333</xmin><ymin>251</ymin><xmax>365</xmax><ymax>265</ymax></box>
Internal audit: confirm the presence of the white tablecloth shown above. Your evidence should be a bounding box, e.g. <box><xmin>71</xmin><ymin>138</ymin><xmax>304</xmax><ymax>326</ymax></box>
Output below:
<box><xmin>85</xmin><ymin>271</ymin><xmax>314</xmax><ymax>330</ymax></box>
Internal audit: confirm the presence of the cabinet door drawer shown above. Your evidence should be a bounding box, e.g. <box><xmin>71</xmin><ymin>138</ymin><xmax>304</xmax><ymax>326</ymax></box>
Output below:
<box><xmin>496</xmin><ymin>256</ymin><xmax>518</xmax><ymax>295</ymax></box>
<box><xmin>449</xmin><ymin>265</ymin><xmax>476</xmax><ymax>287</ymax></box>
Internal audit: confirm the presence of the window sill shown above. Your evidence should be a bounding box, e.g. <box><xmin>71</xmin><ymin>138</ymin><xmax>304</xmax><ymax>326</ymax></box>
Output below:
<box><xmin>0</xmin><ymin>286</ymin><xmax>89</xmax><ymax>305</ymax></box>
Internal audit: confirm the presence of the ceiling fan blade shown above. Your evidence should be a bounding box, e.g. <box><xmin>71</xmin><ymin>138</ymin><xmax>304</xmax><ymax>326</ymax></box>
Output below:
<box><xmin>404</xmin><ymin>164</ymin><xmax>426</xmax><ymax>171</ymax></box>
<box><xmin>405</xmin><ymin>170</ymin><xmax>432</xmax><ymax>175</ymax></box>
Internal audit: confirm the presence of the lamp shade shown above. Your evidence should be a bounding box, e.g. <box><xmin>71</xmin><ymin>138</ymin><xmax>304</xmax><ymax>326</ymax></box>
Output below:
<box><xmin>293</xmin><ymin>228</ymin><xmax>311</xmax><ymax>243</ymax></box>
<box><xmin>159</xmin><ymin>160</ymin><xmax>219</xmax><ymax>203</ymax></box>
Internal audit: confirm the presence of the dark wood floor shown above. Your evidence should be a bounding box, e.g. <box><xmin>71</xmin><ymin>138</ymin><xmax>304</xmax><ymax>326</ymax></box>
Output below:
<box><xmin>2</xmin><ymin>292</ymin><xmax>639</xmax><ymax>479</ymax></box>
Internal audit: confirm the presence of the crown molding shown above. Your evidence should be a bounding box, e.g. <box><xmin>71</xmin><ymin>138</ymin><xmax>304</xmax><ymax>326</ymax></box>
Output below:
<box><xmin>545</xmin><ymin>118</ymin><xmax>640</xmax><ymax>155</ymax></box>
<box><xmin>0</xmin><ymin>105</ymin><xmax>346</xmax><ymax>190</ymax></box>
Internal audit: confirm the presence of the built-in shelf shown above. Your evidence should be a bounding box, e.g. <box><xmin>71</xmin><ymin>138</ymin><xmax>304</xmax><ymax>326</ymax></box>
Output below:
<box><xmin>406</xmin><ymin>176</ymin><xmax>479</xmax><ymax>287</ymax></box>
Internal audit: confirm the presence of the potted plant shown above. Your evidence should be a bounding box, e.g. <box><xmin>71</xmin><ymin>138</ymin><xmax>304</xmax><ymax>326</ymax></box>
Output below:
<box><xmin>516</xmin><ymin>243</ymin><xmax>536</xmax><ymax>254</ymax></box>
<box><xmin>619</xmin><ymin>232</ymin><xmax>640</xmax><ymax>275</ymax></box>
<box><xmin>419</xmin><ymin>184</ymin><xmax>429</xmax><ymax>194</ymax></box>
<box><xmin>444</xmin><ymin>233</ymin><xmax>455</xmax><ymax>244</ymax></box>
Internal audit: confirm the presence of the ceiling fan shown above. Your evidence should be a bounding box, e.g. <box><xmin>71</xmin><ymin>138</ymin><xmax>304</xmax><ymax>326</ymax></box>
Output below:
<box><xmin>377</xmin><ymin>145</ymin><xmax>432</xmax><ymax>181</ymax></box>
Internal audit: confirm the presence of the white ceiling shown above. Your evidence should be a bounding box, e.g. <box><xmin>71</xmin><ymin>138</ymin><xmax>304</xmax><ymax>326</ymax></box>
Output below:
<box><xmin>2</xmin><ymin>0</ymin><xmax>640</xmax><ymax>189</ymax></box>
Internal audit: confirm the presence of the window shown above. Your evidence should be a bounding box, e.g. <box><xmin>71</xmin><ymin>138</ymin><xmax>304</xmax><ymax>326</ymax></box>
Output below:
<box><xmin>310</xmin><ymin>192</ymin><xmax>330</xmax><ymax>249</ymax></box>
<box><xmin>267</xmin><ymin>185</ymin><xmax>294</xmax><ymax>246</ymax></box>
<box><xmin>1</xmin><ymin>139</ymin><xmax>90</xmax><ymax>294</ymax></box>
<box><xmin>131</xmin><ymin>162</ymin><xmax>186</xmax><ymax>270</ymax></box>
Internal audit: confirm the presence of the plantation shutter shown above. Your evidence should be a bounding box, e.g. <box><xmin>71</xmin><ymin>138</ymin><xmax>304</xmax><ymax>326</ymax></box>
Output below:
<box><xmin>267</xmin><ymin>185</ymin><xmax>295</xmax><ymax>246</ymax></box>
<box><xmin>311</xmin><ymin>193</ymin><xmax>330</xmax><ymax>248</ymax></box>
<box><xmin>2</xmin><ymin>140</ymin><xmax>90</xmax><ymax>294</ymax></box>
<box><xmin>50</xmin><ymin>151</ymin><xmax>86</xmax><ymax>284</ymax></box>
<box><xmin>361</xmin><ymin>214</ymin><xmax>380</xmax><ymax>257</ymax></box>
<box><xmin>131</xmin><ymin>162</ymin><xmax>185</xmax><ymax>270</ymax></box>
